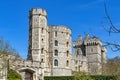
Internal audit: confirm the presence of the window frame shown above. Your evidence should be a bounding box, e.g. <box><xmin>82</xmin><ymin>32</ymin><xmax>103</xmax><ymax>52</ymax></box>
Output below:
<box><xmin>55</xmin><ymin>31</ymin><xmax>57</xmax><ymax>37</ymax></box>
<box><xmin>55</xmin><ymin>40</ymin><xmax>58</xmax><ymax>46</ymax></box>
<box><xmin>54</xmin><ymin>50</ymin><xmax>58</xmax><ymax>56</ymax></box>
<box><xmin>54</xmin><ymin>59</ymin><xmax>58</xmax><ymax>66</ymax></box>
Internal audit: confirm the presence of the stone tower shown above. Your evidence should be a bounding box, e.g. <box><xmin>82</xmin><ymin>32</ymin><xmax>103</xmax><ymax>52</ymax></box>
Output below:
<box><xmin>73</xmin><ymin>35</ymin><xmax>88</xmax><ymax>72</ymax></box>
<box><xmin>84</xmin><ymin>35</ymin><xmax>103</xmax><ymax>74</ymax></box>
<box><xmin>48</xmin><ymin>26</ymin><xmax>72</xmax><ymax>76</ymax></box>
<box><xmin>27</xmin><ymin>8</ymin><xmax>48</xmax><ymax>64</ymax></box>
<box><xmin>73</xmin><ymin>34</ymin><xmax>107</xmax><ymax>75</ymax></box>
<box><xmin>0</xmin><ymin>7</ymin><xmax>108</xmax><ymax>80</ymax></box>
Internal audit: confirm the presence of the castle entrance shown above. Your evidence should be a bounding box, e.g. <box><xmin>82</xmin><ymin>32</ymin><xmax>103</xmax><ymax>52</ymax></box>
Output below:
<box><xmin>18</xmin><ymin>68</ymin><xmax>35</xmax><ymax>80</ymax></box>
<box><xmin>24</xmin><ymin>71</ymin><xmax>33</xmax><ymax>80</ymax></box>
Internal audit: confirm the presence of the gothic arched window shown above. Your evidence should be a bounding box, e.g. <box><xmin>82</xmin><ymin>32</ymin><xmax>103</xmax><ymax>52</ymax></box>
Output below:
<box><xmin>54</xmin><ymin>59</ymin><xmax>58</xmax><ymax>66</ymax></box>
<box><xmin>54</xmin><ymin>50</ymin><xmax>58</xmax><ymax>56</ymax></box>
<box><xmin>55</xmin><ymin>40</ymin><xmax>58</xmax><ymax>46</ymax></box>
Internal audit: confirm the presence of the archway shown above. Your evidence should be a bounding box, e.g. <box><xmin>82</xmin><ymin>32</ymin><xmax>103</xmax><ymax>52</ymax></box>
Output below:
<box><xmin>18</xmin><ymin>68</ymin><xmax>35</xmax><ymax>80</ymax></box>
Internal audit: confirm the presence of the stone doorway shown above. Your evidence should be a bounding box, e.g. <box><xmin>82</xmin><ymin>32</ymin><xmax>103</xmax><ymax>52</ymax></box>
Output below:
<box><xmin>24</xmin><ymin>71</ymin><xmax>33</xmax><ymax>80</ymax></box>
<box><xmin>18</xmin><ymin>68</ymin><xmax>35</xmax><ymax>80</ymax></box>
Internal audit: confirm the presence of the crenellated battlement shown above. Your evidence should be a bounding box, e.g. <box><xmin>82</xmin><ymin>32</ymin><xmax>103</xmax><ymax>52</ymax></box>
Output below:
<box><xmin>30</xmin><ymin>8</ymin><xmax>47</xmax><ymax>17</ymax></box>
<box><xmin>73</xmin><ymin>34</ymin><xmax>102</xmax><ymax>47</ymax></box>
<box><xmin>1</xmin><ymin>7</ymin><xmax>107</xmax><ymax>80</ymax></box>
<box><xmin>49</xmin><ymin>25</ymin><xmax>72</xmax><ymax>34</ymax></box>
<box><xmin>84</xmin><ymin>37</ymin><xmax>102</xmax><ymax>46</ymax></box>
<box><xmin>85</xmin><ymin>40</ymin><xmax>102</xmax><ymax>46</ymax></box>
<box><xmin>16</xmin><ymin>60</ymin><xmax>43</xmax><ymax>68</ymax></box>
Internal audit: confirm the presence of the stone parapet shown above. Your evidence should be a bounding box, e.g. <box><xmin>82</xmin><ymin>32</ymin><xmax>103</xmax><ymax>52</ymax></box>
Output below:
<box><xmin>49</xmin><ymin>25</ymin><xmax>71</xmax><ymax>35</ymax></box>
<box><xmin>16</xmin><ymin>60</ymin><xmax>42</xmax><ymax>68</ymax></box>
<box><xmin>30</xmin><ymin>8</ymin><xmax>47</xmax><ymax>17</ymax></box>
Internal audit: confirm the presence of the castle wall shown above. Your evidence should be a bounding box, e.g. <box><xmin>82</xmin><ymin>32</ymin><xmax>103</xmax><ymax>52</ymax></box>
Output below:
<box><xmin>48</xmin><ymin>26</ymin><xmax>72</xmax><ymax>76</ymax></box>
<box><xmin>52</xmin><ymin>68</ymin><xmax>72</xmax><ymax>76</ymax></box>
<box><xmin>28</xmin><ymin>8</ymin><xmax>48</xmax><ymax>62</ymax></box>
<box><xmin>16</xmin><ymin>60</ymin><xmax>43</xmax><ymax>80</ymax></box>
<box><xmin>14</xmin><ymin>8</ymin><xmax>107</xmax><ymax>80</ymax></box>
<box><xmin>85</xmin><ymin>37</ymin><xmax>103</xmax><ymax>75</ymax></box>
<box><xmin>26</xmin><ymin>8</ymin><xmax>51</xmax><ymax>78</ymax></box>
<box><xmin>73</xmin><ymin>36</ymin><xmax>88</xmax><ymax>72</ymax></box>
<box><xmin>73</xmin><ymin>35</ymin><xmax>107</xmax><ymax>75</ymax></box>
<box><xmin>0</xmin><ymin>7</ymin><xmax>108</xmax><ymax>80</ymax></box>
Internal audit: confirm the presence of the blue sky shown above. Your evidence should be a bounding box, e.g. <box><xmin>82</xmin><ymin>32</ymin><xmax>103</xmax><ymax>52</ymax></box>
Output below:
<box><xmin>0</xmin><ymin>0</ymin><xmax>120</xmax><ymax>59</ymax></box>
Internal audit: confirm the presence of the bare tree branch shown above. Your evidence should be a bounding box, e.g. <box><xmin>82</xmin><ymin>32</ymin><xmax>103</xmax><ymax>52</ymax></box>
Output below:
<box><xmin>101</xmin><ymin>1</ymin><xmax>120</xmax><ymax>52</ymax></box>
<box><xmin>104</xmin><ymin>41</ymin><xmax>120</xmax><ymax>52</ymax></box>
<box><xmin>103</xmin><ymin>1</ymin><xmax>120</xmax><ymax>35</ymax></box>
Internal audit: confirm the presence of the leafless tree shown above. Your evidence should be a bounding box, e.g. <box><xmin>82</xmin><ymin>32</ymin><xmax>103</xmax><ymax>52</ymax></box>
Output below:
<box><xmin>0</xmin><ymin>37</ymin><xmax>21</xmax><ymax>79</ymax></box>
<box><xmin>102</xmin><ymin>1</ymin><xmax>120</xmax><ymax>52</ymax></box>
<box><xmin>103</xmin><ymin>1</ymin><xmax>120</xmax><ymax>34</ymax></box>
<box><xmin>101</xmin><ymin>1</ymin><xmax>120</xmax><ymax>79</ymax></box>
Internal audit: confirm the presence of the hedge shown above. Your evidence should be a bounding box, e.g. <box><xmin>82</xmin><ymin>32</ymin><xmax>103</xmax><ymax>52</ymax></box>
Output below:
<box><xmin>44</xmin><ymin>75</ymin><xmax>117</xmax><ymax>80</ymax></box>
<box><xmin>44</xmin><ymin>76</ymin><xmax>74</xmax><ymax>80</ymax></box>
<box><xmin>91</xmin><ymin>75</ymin><xmax>117</xmax><ymax>80</ymax></box>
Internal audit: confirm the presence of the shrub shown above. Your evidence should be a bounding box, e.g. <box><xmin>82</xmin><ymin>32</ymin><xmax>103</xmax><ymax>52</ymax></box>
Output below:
<box><xmin>44</xmin><ymin>76</ymin><xmax>74</xmax><ymax>80</ymax></box>
<box><xmin>44</xmin><ymin>74</ymin><xmax>117</xmax><ymax>80</ymax></box>
<box><xmin>91</xmin><ymin>75</ymin><xmax>117</xmax><ymax>80</ymax></box>
<box><xmin>7</xmin><ymin>69</ymin><xmax>21</xmax><ymax>80</ymax></box>
<box><xmin>73</xmin><ymin>71</ymin><xmax>93</xmax><ymax>80</ymax></box>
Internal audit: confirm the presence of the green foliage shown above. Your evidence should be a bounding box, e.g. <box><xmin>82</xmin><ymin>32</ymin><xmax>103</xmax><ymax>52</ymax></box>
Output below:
<box><xmin>73</xmin><ymin>71</ymin><xmax>117</xmax><ymax>80</ymax></box>
<box><xmin>73</xmin><ymin>71</ymin><xmax>93</xmax><ymax>80</ymax></box>
<box><xmin>7</xmin><ymin>69</ymin><xmax>21</xmax><ymax>80</ymax></box>
<box><xmin>45</xmin><ymin>75</ymin><xmax>116</xmax><ymax>80</ymax></box>
<box><xmin>111</xmin><ymin>74</ymin><xmax>120</xmax><ymax>80</ymax></box>
<box><xmin>44</xmin><ymin>76</ymin><xmax>74</xmax><ymax>80</ymax></box>
<box><xmin>7</xmin><ymin>78</ymin><xmax>21</xmax><ymax>80</ymax></box>
<box><xmin>91</xmin><ymin>75</ymin><xmax>116</xmax><ymax>80</ymax></box>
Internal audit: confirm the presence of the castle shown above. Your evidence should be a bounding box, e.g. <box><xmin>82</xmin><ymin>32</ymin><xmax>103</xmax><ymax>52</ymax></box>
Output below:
<box><xmin>0</xmin><ymin>8</ymin><xmax>107</xmax><ymax>80</ymax></box>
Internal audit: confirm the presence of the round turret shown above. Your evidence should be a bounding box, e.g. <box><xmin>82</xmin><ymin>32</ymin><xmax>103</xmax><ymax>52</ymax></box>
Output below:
<box><xmin>48</xmin><ymin>25</ymin><xmax>72</xmax><ymax>76</ymax></box>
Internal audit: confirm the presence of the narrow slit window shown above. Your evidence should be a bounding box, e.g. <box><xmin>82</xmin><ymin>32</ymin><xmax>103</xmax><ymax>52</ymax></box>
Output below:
<box><xmin>41</xmin><ymin>59</ymin><xmax>43</xmax><ymax>62</ymax></box>
<box><xmin>66</xmin><ymin>51</ymin><xmax>69</xmax><ymax>57</ymax></box>
<box><xmin>41</xmin><ymin>48</ymin><xmax>44</xmax><ymax>54</ymax></box>
<box><xmin>66</xmin><ymin>60</ymin><xmax>69</xmax><ymax>67</ymax></box>
<box><xmin>66</xmin><ymin>42</ymin><xmax>69</xmax><ymax>47</ymax></box>
<box><xmin>42</xmin><ymin>39</ymin><xmax>43</xmax><ymax>43</ymax></box>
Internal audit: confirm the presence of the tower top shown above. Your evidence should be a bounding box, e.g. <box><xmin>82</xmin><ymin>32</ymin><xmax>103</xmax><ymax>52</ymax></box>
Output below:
<box><xmin>30</xmin><ymin>8</ymin><xmax>47</xmax><ymax>17</ymax></box>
